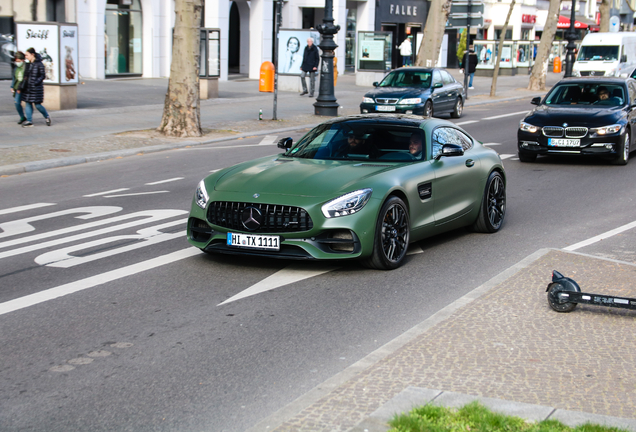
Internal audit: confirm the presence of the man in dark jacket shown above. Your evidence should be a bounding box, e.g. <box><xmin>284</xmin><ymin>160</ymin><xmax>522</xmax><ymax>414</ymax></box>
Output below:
<box><xmin>300</xmin><ymin>38</ymin><xmax>320</xmax><ymax>97</ymax></box>
<box><xmin>461</xmin><ymin>45</ymin><xmax>479</xmax><ymax>90</ymax></box>
<box><xmin>22</xmin><ymin>47</ymin><xmax>51</xmax><ymax>128</ymax></box>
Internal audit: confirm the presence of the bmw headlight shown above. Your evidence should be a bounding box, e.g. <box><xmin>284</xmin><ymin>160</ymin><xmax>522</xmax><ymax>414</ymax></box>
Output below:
<box><xmin>399</xmin><ymin>98</ymin><xmax>422</xmax><ymax>105</ymax></box>
<box><xmin>519</xmin><ymin>121</ymin><xmax>539</xmax><ymax>133</ymax></box>
<box><xmin>322</xmin><ymin>188</ymin><xmax>372</xmax><ymax>218</ymax></box>
<box><xmin>195</xmin><ymin>180</ymin><xmax>209</xmax><ymax>209</ymax></box>
<box><xmin>362</xmin><ymin>97</ymin><xmax>374</xmax><ymax>103</ymax></box>
<box><xmin>591</xmin><ymin>124</ymin><xmax>622</xmax><ymax>136</ymax></box>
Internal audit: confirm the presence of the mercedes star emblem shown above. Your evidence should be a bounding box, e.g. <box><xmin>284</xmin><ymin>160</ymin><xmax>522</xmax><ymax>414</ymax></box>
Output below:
<box><xmin>241</xmin><ymin>206</ymin><xmax>263</xmax><ymax>231</ymax></box>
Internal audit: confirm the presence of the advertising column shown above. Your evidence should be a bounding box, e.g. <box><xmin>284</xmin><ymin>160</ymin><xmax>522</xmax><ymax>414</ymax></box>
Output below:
<box><xmin>16</xmin><ymin>22</ymin><xmax>78</xmax><ymax>111</ymax></box>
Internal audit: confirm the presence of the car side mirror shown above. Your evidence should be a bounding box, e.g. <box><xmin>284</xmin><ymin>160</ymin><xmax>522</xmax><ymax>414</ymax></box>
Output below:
<box><xmin>435</xmin><ymin>144</ymin><xmax>464</xmax><ymax>160</ymax></box>
<box><xmin>531</xmin><ymin>96</ymin><xmax>542</xmax><ymax>105</ymax></box>
<box><xmin>433</xmin><ymin>82</ymin><xmax>443</xmax><ymax>89</ymax></box>
<box><xmin>373</xmin><ymin>81</ymin><xmax>379</xmax><ymax>87</ymax></box>
<box><xmin>277</xmin><ymin>137</ymin><xmax>293</xmax><ymax>149</ymax></box>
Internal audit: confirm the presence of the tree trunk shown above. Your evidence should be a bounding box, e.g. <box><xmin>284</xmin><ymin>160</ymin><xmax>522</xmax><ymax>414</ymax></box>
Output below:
<box><xmin>490</xmin><ymin>0</ymin><xmax>516</xmax><ymax>97</ymax></box>
<box><xmin>158</xmin><ymin>0</ymin><xmax>203</xmax><ymax>138</ymax></box>
<box><xmin>528</xmin><ymin>0</ymin><xmax>561</xmax><ymax>91</ymax></box>
<box><xmin>599</xmin><ymin>0</ymin><xmax>611</xmax><ymax>32</ymax></box>
<box><xmin>415</xmin><ymin>0</ymin><xmax>452</xmax><ymax>67</ymax></box>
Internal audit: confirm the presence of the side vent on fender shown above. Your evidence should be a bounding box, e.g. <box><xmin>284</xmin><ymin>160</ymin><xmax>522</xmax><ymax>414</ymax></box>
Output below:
<box><xmin>418</xmin><ymin>182</ymin><xmax>432</xmax><ymax>200</ymax></box>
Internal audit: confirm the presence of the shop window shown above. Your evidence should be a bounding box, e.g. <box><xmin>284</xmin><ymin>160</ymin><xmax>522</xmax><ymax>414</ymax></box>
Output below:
<box><xmin>46</xmin><ymin>0</ymin><xmax>66</xmax><ymax>22</ymax></box>
<box><xmin>105</xmin><ymin>0</ymin><xmax>143</xmax><ymax>76</ymax></box>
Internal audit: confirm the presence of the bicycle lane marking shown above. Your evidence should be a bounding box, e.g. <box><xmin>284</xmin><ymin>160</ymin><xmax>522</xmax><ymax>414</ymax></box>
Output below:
<box><xmin>564</xmin><ymin>220</ymin><xmax>636</xmax><ymax>251</ymax></box>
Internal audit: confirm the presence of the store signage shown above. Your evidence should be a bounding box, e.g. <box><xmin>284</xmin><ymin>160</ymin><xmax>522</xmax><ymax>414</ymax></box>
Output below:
<box><xmin>378</xmin><ymin>0</ymin><xmax>427</xmax><ymax>24</ymax></box>
<box><xmin>389</xmin><ymin>4</ymin><xmax>419</xmax><ymax>16</ymax></box>
<box><xmin>522</xmin><ymin>14</ymin><xmax>537</xmax><ymax>23</ymax></box>
<box><xmin>16</xmin><ymin>22</ymin><xmax>79</xmax><ymax>85</ymax></box>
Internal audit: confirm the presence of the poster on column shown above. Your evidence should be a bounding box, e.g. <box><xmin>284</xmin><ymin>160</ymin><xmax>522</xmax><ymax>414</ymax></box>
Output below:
<box><xmin>16</xmin><ymin>23</ymin><xmax>60</xmax><ymax>84</ymax></box>
<box><xmin>277</xmin><ymin>29</ymin><xmax>321</xmax><ymax>75</ymax></box>
<box><xmin>60</xmin><ymin>25</ymin><xmax>79</xmax><ymax>84</ymax></box>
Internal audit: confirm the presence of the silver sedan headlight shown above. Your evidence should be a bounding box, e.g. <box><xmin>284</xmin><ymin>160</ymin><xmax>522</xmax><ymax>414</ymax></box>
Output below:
<box><xmin>399</xmin><ymin>98</ymin><xmax>422</xmax><ymax>105</ymax></box>
<box><xmin>322</xmin><ymin>189</ymin><xmax>372</xmax><ymax>218</ymax></box>
<box><xmin>362</xmin><ymin>97</ymin><xmax>374</xmax><ymax>103</ymax></box>
<box><xmin>195</xmin><ymin>180</ymin><xmax>209</xmax><ymax>209</ymax></box>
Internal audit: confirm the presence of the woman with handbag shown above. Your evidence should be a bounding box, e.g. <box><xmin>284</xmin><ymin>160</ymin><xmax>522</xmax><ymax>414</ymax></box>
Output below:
<box><xmin>21</xmin><ymin>47</ymin><xmax>51</xmax><ymax>128</ymax></box>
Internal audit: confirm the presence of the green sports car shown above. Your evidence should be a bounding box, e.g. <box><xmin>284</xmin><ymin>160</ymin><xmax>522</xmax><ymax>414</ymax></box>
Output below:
<box><xmin>187</xmin><ymin>114</ymin><xmax>506</xmax><ymax>270</ymax></box>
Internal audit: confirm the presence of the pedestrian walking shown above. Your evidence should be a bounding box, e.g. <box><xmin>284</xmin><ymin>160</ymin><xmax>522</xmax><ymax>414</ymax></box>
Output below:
<box><xmin>10</xmin><ymin>51</ymin><xmax>27</xmax><ymax>125</ymax></box>
<box><xmin>300</xmin><ymin>38</ymin><xmax>320</xmax><ymax>97</ymax></box>
<box><xmin>21</xmin><ymin>47</ymin><xmax>51</xmax><ymax>128</ymax></box>
<box><xmin>399</xmin><ymin>36</ymin><xmax>413</xmax><ymax>67</ymax></box>
<box><xmin>461</xmin><ymin>46</ymin><xmax>478</xmax><ymax>90</ymax></box>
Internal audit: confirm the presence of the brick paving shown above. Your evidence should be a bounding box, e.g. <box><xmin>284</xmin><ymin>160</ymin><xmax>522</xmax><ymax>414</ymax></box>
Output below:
<box><xmin>272</xmin><ymin>249</ymin><xmax>636</xmax><ymax>431</ymax></box>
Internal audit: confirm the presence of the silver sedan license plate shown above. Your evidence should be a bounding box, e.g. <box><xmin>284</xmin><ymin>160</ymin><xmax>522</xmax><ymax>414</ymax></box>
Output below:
<box><xmin>227</xmin><ymin>233</ymin><xmax>280</xmax><ymax>251</ymax></box>
<box><xmin>548</xmin><ymin>138</ymin><xmax>580</xmax><ymax>147</ymax></box>
<box><xmin>376</xmin><ymin>105</ymin><xmax>396</xmax><ymax>112</ymax></box>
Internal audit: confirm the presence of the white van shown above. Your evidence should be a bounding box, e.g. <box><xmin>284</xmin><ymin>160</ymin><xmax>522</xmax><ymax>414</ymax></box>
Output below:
<box><xmin>573</xmin><ymin>32</ymin><xmax>636</xmax><ymax>78</ymax></box>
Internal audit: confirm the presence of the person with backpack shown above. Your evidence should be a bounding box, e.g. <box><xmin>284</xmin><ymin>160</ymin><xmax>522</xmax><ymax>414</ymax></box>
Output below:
<box><xmin>21</xmin><ymin>47</ymin><xmax>52</xmax><ymax>128</ymax></box>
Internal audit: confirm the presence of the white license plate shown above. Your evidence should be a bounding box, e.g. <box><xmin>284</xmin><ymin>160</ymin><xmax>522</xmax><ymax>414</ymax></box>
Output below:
<box><xmin>548</xmin><ymin>138</ymin><xmax>580</xmax><ymax>147</ymax></box>
<box><xmin>376</xmin><ymin>105</ymin><xmax>396</xmax><ymax>112</ymax></box>
<box><xmin>227</xmin><ymin>233</ymin><xmax>280</xmax><ymax>251</ymax></box>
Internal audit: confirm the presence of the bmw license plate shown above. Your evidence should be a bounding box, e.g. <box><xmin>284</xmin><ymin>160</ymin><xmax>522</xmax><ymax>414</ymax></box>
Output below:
<box><xmin>548</xmin><ymin>138</ymin><xmax>580</xmax><ymax>147</ymax></box>
<box><xmin>227</xmin><ymin>233</ymin><xmax>280</xmax><ymax>251</ymax></box>
<box><xmin>376</xmin><ymin>105</ymin><xmax>396</xmax><ymax>112</ymax></box>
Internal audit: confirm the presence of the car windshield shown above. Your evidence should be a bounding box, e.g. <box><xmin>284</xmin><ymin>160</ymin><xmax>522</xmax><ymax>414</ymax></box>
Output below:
<box><xmin>284</xmin><ymin>121</ymin><xmax>426</xmax><ymax>162</ymax></box>
<box><xmin>378</xmin><ymin>70</ymin><xmax>432</xmax><ymax>88</ymax></box>
<box><xmin>544</xmin><ymin>83</ymin><xmax>625</xmax><ymax>107</ymax></box>
<box><xmin>576</xmin><ymin>46</ymin><xmax>619</xmax><ymax>61</ymax></box>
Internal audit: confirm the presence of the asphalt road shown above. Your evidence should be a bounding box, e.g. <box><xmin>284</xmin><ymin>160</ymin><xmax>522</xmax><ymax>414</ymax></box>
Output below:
<box><xmin>2</xmin><ymin>99</ymin><xmax>636</xmax><ymax>432</ymax></box>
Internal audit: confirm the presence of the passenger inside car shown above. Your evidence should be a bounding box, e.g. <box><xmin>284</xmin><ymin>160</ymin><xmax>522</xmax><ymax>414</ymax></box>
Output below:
<box><xmin>594</xmin><ymin>86</ymin><xmax>623</xmax><ymax>106</ymax></box>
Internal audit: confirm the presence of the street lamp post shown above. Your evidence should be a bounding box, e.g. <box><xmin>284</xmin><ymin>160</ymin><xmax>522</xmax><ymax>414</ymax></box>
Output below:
<box><xmin>313</xmin><ymin>0</ymin><xmax>340</xmax><ymax>116</ymax></box>
<box><xmin>564</xmin><ymin>0</ymin><xmax>577</xmax><ymax>77</ymax></box>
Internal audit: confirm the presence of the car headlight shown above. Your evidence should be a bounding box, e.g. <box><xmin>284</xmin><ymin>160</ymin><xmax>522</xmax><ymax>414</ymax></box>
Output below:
<box><xmin>399</xmin><ymin>98</ymin><xmax>422</xmax><ymax>105</ymax></box>
<box><xmin>591</xmin><ymin>124</ymin><xmax>622</xmax><ymax>135</ymax></box>
<box><xmin>321</xmin><ymin>188</ymin><xmax>372</xmax><ymax>218</ymax></box>
<box><xmin>606</xmin><ymin>68</ymin><xmax>616</xmax><ymax>76</ymax></box>
<box><xmin>362</xmin><ymin>97</ymin><xmax>374</xmax><ymax>103</ymax></box>
<box><xmin>195</xmin><ymin>180</ymin><xmax>209</xmax><ymax>209</ymax></box>
<box><xmin>519</xmin><ymin>121</ymin><xmax>539</xmax><ymax>133</ymax></box>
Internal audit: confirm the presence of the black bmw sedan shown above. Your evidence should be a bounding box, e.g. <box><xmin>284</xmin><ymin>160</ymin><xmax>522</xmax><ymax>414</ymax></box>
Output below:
<box><xmin>360</xmin><ymin>67</ymin><xmax>466</xmax><ymax>119</ymax></box>
<box><xmin>518</xmin><ymin>77</ymin><xmax>636</xmax><ymax>165</ymax></box>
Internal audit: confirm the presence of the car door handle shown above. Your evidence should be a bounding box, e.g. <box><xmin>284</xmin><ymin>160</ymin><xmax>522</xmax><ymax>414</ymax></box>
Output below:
<box><xmin>466</xmin><ymin>159</ymin><xmax>475</xmax><ymax>167</ymax></box>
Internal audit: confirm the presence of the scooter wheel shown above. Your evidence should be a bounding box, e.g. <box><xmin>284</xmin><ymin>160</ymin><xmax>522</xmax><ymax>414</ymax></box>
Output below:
<box><xmin>547</xmin><ymin>282</ymin><xmax>577</xmax><ymax>313</ymax></box>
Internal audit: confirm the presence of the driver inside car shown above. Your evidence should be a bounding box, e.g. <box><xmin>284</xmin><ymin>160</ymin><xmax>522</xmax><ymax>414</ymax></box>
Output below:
<box><xmin>333</xmin><ymin>131</ymin><xmax>378</xmax><ymax>158</ymax></box>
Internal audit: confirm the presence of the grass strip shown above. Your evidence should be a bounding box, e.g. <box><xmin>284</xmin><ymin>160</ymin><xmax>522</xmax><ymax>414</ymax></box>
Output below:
<box><xmin>388</xmin><ymin>401</ymin><xmax>629</xmax><ymax>432</ymax></box>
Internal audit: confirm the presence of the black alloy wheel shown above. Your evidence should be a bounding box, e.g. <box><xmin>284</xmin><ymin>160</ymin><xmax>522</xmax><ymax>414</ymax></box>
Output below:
<box><xmin>472</xmin><ymin>171</ymin><xmax>506</xmax><ymax>233</ymax></box>
<box><xmin>613</xmin><ymin>130</ymin><xmax>630</xmax><ymax>165</ymax></box>
<box><xmin>363</xmin><ymin>196</ymin><xmax>410</xmax><ymax>270</ymax></box>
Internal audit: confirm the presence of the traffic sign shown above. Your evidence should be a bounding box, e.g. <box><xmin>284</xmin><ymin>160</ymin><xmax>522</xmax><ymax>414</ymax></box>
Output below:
<box><xmin>450</xmin><ymin>2</ymin><xmax>484</xmax><ymax>15</ymax></box>
<box><xmin>447</xmin><ymin>16</ymin><xmax>484</xmax><ymax>28</ymax></box>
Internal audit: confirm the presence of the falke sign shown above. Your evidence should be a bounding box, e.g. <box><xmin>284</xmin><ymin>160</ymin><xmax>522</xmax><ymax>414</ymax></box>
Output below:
<box><xmin>379</xmin><ymin>0</ymin><xmax>427</xmax><ymax>24</ymax></box>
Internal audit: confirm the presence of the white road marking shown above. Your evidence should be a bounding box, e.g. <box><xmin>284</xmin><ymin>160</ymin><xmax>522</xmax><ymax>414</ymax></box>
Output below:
<box><xmin>0</xmin><ymin>206</ymin><xmax>122</xmax><ymax>241</ymax></box>
<box><xmin>103</xmin><ymin>191</ymin><xmax>170</xmax><ymax>198</ymax></box>
<box><xmin>482</xmin><ymin>143</ymin><xmax>502</xmax><ymax>146</ymax></box>
<box><xmin>145</xmin><ymin>177</ymin><xmax>184</xmax><ymax>185</ymax></box>
<box><xmin>259</xmin><ymin>135</ymin><xmax>278</xmax><ymax>145</ymax></box>
<box><xmin>0</xmin><ymin>247</ymin><xmax>201</xmax><ymax>316</ymax></box>
<box><xmin>455</xmin><ymin>120</ymin><xmax>479</xmax><ymax>126</ymax></box>
<box><xmin>564</xmin><ymin>220</ymin><xmax>636</xmax><ymax>251</ymax></box>
<box><xmin>482</xmin><ymin>111</ymin><xmax>529</xmax><ymax>120</ymax></box>
<box><xmin>35</xmin><ymin>220</ymin><xmax>187</xmax><ymax>268</ymax></box>
<box><xmin>0</xmin><ymin>203</ymin><xmax>55</xmax><ymax>216</ymax></box>
<box><xmin>218</xmin><ymin>263</ymin><xmax>339</xmax><ymax>306</ymax></box>
<box><xmin>83</xmin><ymin>189</ymin><xmax>129</xmax><ymax>197</ymax></box>
<box><xmin>499</xmin><ymin>154</ymin><xmax>515</xmax><ymax>160</ymax></box>
<box><xmin>0</xmin><ymin>209</ymin><xmax>187</xmax><ymax>258</ymax></box>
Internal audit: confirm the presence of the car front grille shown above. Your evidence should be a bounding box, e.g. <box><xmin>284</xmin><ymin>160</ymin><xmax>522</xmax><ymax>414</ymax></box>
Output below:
<box><xmin>207</xmin><ymin>201</ymin><xmax>313</xmax><ymax>233</ymax></box>
<box><xmin>579</xmin><ymin>71</ymin><xmax>606</xmax><ymax>77</ymax></box>
<box><xmin>376</xmin><ymin>98</ymin><xmax>399</xmax><ymax>104</ymax></box>
<box><xmin>542</xmin><ymin>126</ymin><xmax>588</xmax><ymax>138</ymax></box>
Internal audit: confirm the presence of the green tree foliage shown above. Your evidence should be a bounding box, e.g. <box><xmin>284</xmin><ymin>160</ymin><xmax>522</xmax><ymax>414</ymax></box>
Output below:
<box><xmin>456</xmin><ymin>30</ymin><xmax>467</xmax><ymax>67</ymax></box>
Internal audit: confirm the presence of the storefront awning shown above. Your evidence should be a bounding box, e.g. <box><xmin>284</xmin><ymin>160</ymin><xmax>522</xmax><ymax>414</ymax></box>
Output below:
<box><xmin>557</xmin><ymin>15</ymin><xmax>589</xmax><ymax>29</ymax></box>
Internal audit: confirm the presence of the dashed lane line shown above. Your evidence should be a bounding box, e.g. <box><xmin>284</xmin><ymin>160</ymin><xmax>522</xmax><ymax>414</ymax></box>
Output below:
<box><xmin>145</xmin><ymin>177</ymin><xmax>184</xmax><ymax>185</ymax></box>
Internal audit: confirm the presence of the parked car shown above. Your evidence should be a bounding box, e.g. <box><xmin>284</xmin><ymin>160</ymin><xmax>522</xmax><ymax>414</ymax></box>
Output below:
<box><xmin>518</xmin><ymin>77</ymin><xmax>636</xmax><ymax>165</ymax></box>
<box><xmin>187</xmin><ymin>115</ymin><xmax>506</xmax><ymax>270</ymax></box>
<box><xmin>359</xmin><ymin>67</ymin><xmax>465</xmax><ymax>119</ymax></box>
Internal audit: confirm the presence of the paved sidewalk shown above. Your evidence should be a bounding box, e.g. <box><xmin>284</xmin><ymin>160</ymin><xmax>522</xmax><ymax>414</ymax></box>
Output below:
<box><xmin>0</xmin><ymin>71</ymin><xmax>561</xmax><ymax>176</ymax></box>
<box><xmin>249</xmin><ymin>249</ymin><xmax>636</xmax><ymax>432</ymax></box>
